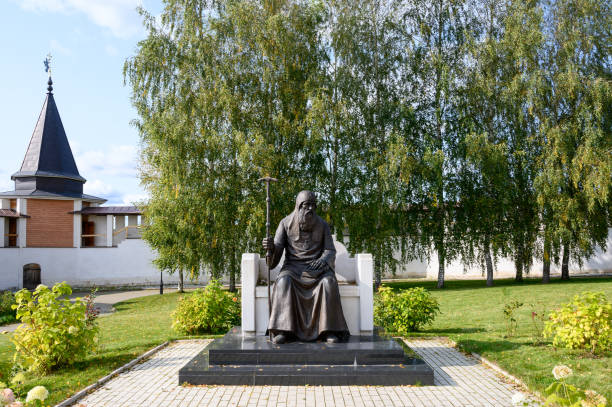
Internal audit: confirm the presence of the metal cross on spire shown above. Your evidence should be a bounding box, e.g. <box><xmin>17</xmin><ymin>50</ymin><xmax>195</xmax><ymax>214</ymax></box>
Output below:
<box><xmin>43</xmin><ymin>53</ymin><xmax>52</xmax><ymax>76</ymax></box>
<box><xmin>43</xmin><ymin>53</ymin><xmax>53</xmax><ymax>93</ymax></box>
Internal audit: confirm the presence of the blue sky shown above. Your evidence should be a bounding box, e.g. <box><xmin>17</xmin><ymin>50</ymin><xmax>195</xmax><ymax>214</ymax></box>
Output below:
<box><xmin>0</xmin><ymin>0</ymin><xmax>164</xmax><ymax>205</ymax></box>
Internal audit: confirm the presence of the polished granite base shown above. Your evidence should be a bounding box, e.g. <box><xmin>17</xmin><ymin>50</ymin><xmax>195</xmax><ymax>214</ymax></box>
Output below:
<box><xmin>178</xmin><ymin>327</ymin><xmax>434</xmax><ymax>386</ymax></box>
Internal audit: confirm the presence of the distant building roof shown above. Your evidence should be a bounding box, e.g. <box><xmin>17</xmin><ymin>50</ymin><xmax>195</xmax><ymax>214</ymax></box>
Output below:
<box><xmin>0</xmin><ymin>189</ymin><xmax>105</xmax><ymax>203</ymax></box>
<box><xmin>0</xmin><ymin>209</ymin><xmax>29</xmax><ymax>218</ymax></box>
<box><xmin>72</xmin><ymin>206</ymin><xmax>142</xmax><ymax>216</ymax></box>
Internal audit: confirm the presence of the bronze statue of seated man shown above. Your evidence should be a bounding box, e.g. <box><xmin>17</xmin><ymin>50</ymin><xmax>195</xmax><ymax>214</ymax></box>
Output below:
<box><xmin>262</xmin><ymin>190</ymin><xmax>350</xmax><ymax>344</ymax></box>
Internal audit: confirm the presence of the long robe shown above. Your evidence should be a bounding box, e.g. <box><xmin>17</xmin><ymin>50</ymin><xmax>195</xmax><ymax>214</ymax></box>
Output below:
<box><xmin>267</xmin><ymin>213</ymin><xmax>350</xmax><ymax>341</ymax></box>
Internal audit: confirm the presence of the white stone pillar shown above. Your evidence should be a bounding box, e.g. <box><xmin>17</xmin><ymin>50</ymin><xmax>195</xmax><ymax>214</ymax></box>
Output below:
<box><xmin>357</xmin><ymin>253</ymin><xmax>374</xmax><ymax>335</ymax></box>
<box><xmin>73</xmin><ymin>200</ymin><xmax>82</xmax><ymax>248</ymax></box>
<box><xmin>114</xmin><ymin>215</ymin><xmax>126</xmax><ymax>245</ymax></box>
<box><xmin>106</xmin><ymin>214</ymin><xmax>113</xmax><ymax>247</ymax></box>
<box><xmin>16</xmin><ymin>199</ymin><xmax>27</xmax><ymax>248</ymax></box>
<box><xmin>0</xmin><ymin>217</ymin><xmax>5</xmax><ymax>248</ymax></box>
<box><xmin>241</xmin><ymin>253</ymin><xmax>260</xmax><ymax>336</ymax></box>
<box><xmin>0</xmin><ymin>200</ymin><xmax>8</xmax><ymax>247</ymax></box>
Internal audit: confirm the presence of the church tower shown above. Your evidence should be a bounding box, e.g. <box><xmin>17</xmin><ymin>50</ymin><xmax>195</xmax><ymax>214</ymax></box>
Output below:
<box><xmin>0</xmin><ymin>75</ymin><xmax>105</xmax><ymax>248</ymax></box>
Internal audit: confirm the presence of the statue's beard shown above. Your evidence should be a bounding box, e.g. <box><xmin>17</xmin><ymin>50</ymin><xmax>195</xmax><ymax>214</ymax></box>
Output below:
<box><xmin>298</xmin><ymin>209</ymin><xmax>315</xmax><ymax>231</ymax></box>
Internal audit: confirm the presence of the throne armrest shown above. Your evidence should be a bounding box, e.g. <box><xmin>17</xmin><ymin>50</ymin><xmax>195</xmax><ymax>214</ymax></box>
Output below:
<box><xmin>241</xmin><ymin>253</ymin><xmax>259</xmax><ymax>335</ymax></box>
<box><xmin>356</xmin><ymin>253</ymin><xmax>374</xmax><ymax>335</ymax></box>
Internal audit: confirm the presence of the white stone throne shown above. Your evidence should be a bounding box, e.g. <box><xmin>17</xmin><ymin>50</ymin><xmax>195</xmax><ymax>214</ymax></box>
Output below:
<box><xmin>241</xmin><ymin>239</ymin><xmax>374</xmax><ymax>337</ymax></box>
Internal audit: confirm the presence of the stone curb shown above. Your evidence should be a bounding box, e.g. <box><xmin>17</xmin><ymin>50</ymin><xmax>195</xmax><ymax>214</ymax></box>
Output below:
<box><xmin>470</xmin><ymin>351</ymin><xmax>543</xmax><ymax>401</ymax></box>
<box><xmin>409</xmin><ymin>336</ymin><xmax>541</xmax><ymax>399</ymax></box>
<box><xmin>470</xmin><ymin>351</ymin><xmax>526</xmax><ymax>387</ymax></box>
<box><xmin>54</xmin><ymin>341</ymin><xmax>170</xmax><ymax>407</ymax></box>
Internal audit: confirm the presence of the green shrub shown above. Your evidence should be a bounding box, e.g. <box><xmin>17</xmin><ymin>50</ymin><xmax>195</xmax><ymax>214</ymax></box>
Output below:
<box><xmin>172</xmin><ymin>280</ymin><xmax>240</xmax><ymax>334</ymax></box>
<box><xmin>544</xmin><ymin>291</ymin><xmax>612</xmax><ymax>354</ymax></box>
<box><xmin>0</xmin><ymin>291</ymin><xmax>17</xmax><ymax>325</ymax></box>
<box><xmin>11</xmin><ymin>282</ymin><xmax>99</xmax><ymax>373</ymax></box>
<box><xmin>374</xmin><ymin>286</ymin><xmax>439</xmax><ymax>335</ymax></box>
<box><xmin>502</xmin><ymin>300</ymin><xmax>523</xmax><ymax>338</ymax></box>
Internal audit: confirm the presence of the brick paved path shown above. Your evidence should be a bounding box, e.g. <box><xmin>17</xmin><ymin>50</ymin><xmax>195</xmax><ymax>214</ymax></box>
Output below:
<box><xmin>77</xmin><ymin>338</ymin><xmax>528</xmax><ymax>407</ymax></box>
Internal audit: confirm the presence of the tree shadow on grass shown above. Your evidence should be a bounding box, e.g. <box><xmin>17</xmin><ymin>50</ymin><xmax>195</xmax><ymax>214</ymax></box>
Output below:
<box><xmin>60</xmin><ymin>352</ymin><xmax>147</xmax><ymax>376</ymax></box>
<box><xmin>112</xmin><ymin>300</ymin><xmax>140</xmax><ymax>312</ymax></box>
<box><xmin>384</xmin><ymin>276</ymin><xmax>612</xmax><ymax>292</ymax></box>
<box><xmin>421</xmin><ymin>327</ymin><xmax>486</xmax><ymax>334</ymax></box>
<box><xmin>453</xmin><ymin>337</ymin><xmax>527</xmax><ymax>354</ymax></box>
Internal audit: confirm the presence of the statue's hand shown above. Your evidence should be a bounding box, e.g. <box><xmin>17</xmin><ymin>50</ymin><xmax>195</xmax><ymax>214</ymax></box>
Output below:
<box><xmin>262</xmin><ymin>237</ymin><xmax>275</xmax><ymax>252</ymax></box>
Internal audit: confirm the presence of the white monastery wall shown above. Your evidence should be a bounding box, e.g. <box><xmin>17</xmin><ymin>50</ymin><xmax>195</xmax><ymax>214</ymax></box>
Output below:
<box><xmin>0</xmin><ymin>239</ymin><xmax>206</xmax><ymax>291</ymax></box>
<box><xmin>342</xmin><ymin>229</ymin><xmax>612</xmax><ymax>279</ymax></box>
<box><xmin>1</xmin><ymin>229</ymin><xmax>611</xmax><ymax>291</ymax></box>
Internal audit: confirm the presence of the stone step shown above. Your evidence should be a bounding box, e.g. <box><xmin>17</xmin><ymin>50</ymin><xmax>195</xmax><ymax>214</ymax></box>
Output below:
<box><xmin>178</xmin><ymin>327</ymin><xmax>435</xmax><ymax>386</ymax></box>
<box><xmin>179</xmin><ymin>353</ymin><xmax>434</xmax><ymax>386</ymax></box>
<box><xmin>207</xmin><ymin>327</ymin><xmax>410</xmax><ymax>365</ymax></box>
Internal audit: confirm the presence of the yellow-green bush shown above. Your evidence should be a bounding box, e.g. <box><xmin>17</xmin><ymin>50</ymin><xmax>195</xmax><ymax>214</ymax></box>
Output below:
<box><xmin>374</xmin><ymin>286</ymin><xmax>439</xmax><ymax>335</ymax></box>
<box><xmin>11</xmin><ymin>282</ymin><xmax>99</xmax><ymax>373</ymax></box>
<box><xmin>172</xmin><ymin>280</ymin><xmax>240</xmax><ymax>334</ymax></box>
<box><xmin>0</xmin><ymin>290</ymin><xmax>16</xmax><ymax>325</ymax></box>
<box><xmin>544</xmin><ymin>291</ymin><xmax>612</xmax><ymax>354</ymax></box>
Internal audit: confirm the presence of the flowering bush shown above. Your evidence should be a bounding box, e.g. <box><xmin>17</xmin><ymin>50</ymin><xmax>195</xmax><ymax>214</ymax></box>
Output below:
<box><xmin>544</xmin><ymin>291</ymin><xmax>612</xmax><ymax>354</ymax></box>
<box><xmin>0</xmin><ymin>382</ymin><xmax>48</xmax><ymax>407</ymax></box>
<box><xmin>552</xmin><ymin>365</ymin><xmax>572</xmax><ymax>380</ymax></box>
<box><xmin>172</xmin><ymin>280</ymin><xmax>240</xmax><ymax>334</ymax></box>
<box><xmin>543</xmin><ymin>365</ymin><xmax>607</xmax><ymax>407</ymax></box>
<box><xmin>374</xmin><ymin>286</ymin><xmax>439</xmax><ymax>334</ymax></box>
<box><xmin>24</xmin><ymin>386</ymin><xmax>48</xmax><ymax>405</ymax></box>
<box><xmin>11</xmin><ymin>282</ymin><xmax>99</xmax><ymax>373</ymax></box>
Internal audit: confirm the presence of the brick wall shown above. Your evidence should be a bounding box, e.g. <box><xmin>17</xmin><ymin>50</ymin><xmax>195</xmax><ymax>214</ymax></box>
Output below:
<box><xmin>26</xmin><ymin>199</ymin><xmax>74</xmax><ymax>247</ymax></box>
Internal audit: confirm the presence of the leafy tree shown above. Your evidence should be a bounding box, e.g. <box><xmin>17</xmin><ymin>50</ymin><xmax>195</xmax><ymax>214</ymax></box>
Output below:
<box><xmin>393</xmin><ymin>0</ymin><xmax>475</xmax><ymax>288</ymax></box>
<box><xmin>126</xmin><ymin>0</ymin><xmax>324</xmax><ymax>290</ymax></box>
<box><xmin>535</xmin><ymin>0</ymin><xmax>612</xmax><ymax>280</ymax></box>
<box><xmin>461</xmin><ymin>0</ymin><xmax>512</xmax><ymax>286</ymax></box>
<box><xmin>323</xmin><ymin>0</ymin><xmax>412</xmax><ymax>288</ymax></box>
<box><xmin>462</xmin><ymin>0</ymin><xmax>544</xmax><ymax>284</ymax></box>
<box><xmin>125</xmin><ymin>0</ymin><xmax>612</xmax><ymax>291</ymax></box>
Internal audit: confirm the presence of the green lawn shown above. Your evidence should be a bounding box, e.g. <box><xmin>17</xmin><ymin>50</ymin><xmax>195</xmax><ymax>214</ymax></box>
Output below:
<box><xmin>385</xmin><ymin>277</ymin><xmax>612</xmax><ymax>403</ymax></box>
<box><xmin>0</xmin><ymin>292</ymin><xmax>215</xmax><ymax>406</ymax></box>
<box><xmin>0</xmin><ymin>278</ymin><xmax>610</xmax><ymax>406</ymax></box>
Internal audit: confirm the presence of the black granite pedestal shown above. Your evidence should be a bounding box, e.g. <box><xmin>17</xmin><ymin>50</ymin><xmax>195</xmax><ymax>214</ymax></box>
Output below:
<box><xmin>179</xmin><ymin>327</ymin><xmax>434</xmax><ymax>386</ymax></box>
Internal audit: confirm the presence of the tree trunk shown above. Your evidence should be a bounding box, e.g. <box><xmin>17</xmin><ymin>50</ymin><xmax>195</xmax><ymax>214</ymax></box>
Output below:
<box><xmin>374</xmin><ymin>253</ymin><xmax>382</xmax><ymax>291</ymax></box>
<box><xmin>542</xmin><ymin>234</ymin><xmax>551</xmax><ymax>284</ymax></box>
<box><xmin>437</xmin><ymin>258</ymin><xmax>445</xmax><ymax>289</ymax></box>
<box><xmin>515</xmin><ymin>257</ymin><xmax>523</xmax><ymax>282</ymax></box>
<box><xmin>437</xmin><ymin>239</ymin><xmax>445</xmax><ymax>289</ymax></box>
<box><xmin>484</xmin><ymin>239</ymin><xmax>494</xmax><ymax>287</ymax></box>
<box><xmin>229</xmin><ymin>254</ymin><xmax>237</xmax><ymax>293</ymax></box>
<box><xmin>561</xmin><ymin>243</ymin><xmax>570</xmax><ymax>280</ymax></box>
<box><xmin>178</xmin><ymin>269</ymin><xmax>184</xmax><ymax>293</ymax></box>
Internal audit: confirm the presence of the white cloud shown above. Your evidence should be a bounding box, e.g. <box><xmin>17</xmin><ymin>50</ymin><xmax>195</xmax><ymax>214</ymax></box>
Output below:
<box><xmin>75</xmin><ymin>144</ymin><xmax>138</xmax><ymax>177</ymax></box>
<box><xmin>84</xmin><ymin>179</ymin><xmax>114</xmax><ymax>196</ymax></box>
<box><xmin>15</xmin><ymin>0</ymin><xmax>143</xmax><ymax>38</ymax></box>
<box><xmin>74</xmin><ymin>144</ymin><xmax>147</xmax><ymax>204</ymax></box>
<box><xmin>50</xmin><ymin>39</ymin><xmax>72</xmax><ymax>56</ymax></box>
<box><xmin>83</xmin><ymin>179</ymin><xmax>135</xmax><ymax>205</ymax></box>
<box><xmin>121</xmin><ymin>193</ymin><xmax>148</xmax><ymax>206</ymax></box>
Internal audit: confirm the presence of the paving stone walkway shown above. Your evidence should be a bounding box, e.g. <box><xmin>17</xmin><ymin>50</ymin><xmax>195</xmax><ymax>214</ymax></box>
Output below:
<box><xmin>76</xmin><ymin>338</ymin><xmax>530</xmax><ymax>407</ymax></box>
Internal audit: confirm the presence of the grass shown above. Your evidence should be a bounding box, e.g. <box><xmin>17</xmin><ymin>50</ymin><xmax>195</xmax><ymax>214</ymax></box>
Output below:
<box><xmin>0</xmin><ymin>278</ymin><xmax>610</xmax><ymax>405</ymax></box>
<box><xmin>384</xmin><ymin>277</ymin><xmax>612</xmax><ymax>403</ymax></box>
<box><xmin>0</xmin><ymin>291</ymin><xmax>215</xmax><ymax>406</ymax></box>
